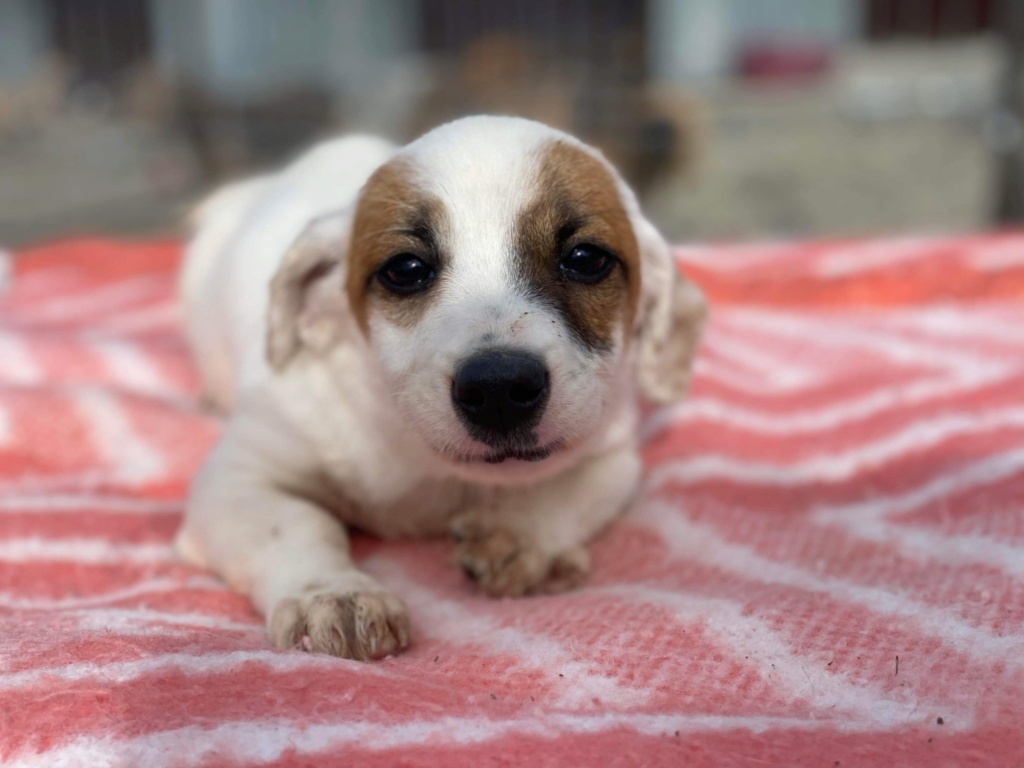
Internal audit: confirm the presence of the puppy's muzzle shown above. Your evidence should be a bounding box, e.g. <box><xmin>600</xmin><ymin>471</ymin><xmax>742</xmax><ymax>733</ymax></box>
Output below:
<box><xmin>452</xmin><ymin>350</ymin><xmax>549</xmax><ymax>443</ymax></box>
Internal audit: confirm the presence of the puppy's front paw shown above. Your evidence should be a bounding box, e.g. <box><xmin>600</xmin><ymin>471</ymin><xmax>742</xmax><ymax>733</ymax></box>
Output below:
<box><xmin>451</xmin><ymin>519</ymin><xmax>590</xmax><ymax>597</ymax></box>
<box><xmin>269</xmin><ymin>587</ymin><xmax>411</xmax><ymax>661</ymax></box>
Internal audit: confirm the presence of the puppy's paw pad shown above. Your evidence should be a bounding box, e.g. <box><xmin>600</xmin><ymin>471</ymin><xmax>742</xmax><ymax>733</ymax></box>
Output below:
<box><xmin>269</xmin><ymin>589</ymin><xmax>411</xmax><ymax>661</ymax></box>
<box><xmin>452</xmin><ymin>524</ymin><xmax>589</xmax><ymax>597</ymax></box>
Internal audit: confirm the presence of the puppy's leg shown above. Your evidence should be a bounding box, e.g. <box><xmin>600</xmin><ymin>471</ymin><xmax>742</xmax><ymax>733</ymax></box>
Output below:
<box><xmin>177</xmin><ymin>442</ymin><xmax>411</xmax><ymax>660</ymax></box>
<box><xmin>452</xmin><ymin>445</ymin><xmax>642</xmax><ymax>597</ymax></box>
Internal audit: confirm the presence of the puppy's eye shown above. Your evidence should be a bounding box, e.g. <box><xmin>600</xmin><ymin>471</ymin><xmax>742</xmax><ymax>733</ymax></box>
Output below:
<box><xmin>559</xmin><ymin>244</ymin><xmax>616</xmax><ymax>284</ymax></box>
<box><xmin>377</xmin><ymin>254</ymin><xmax>436</xmax><ymax>295</ymax></box>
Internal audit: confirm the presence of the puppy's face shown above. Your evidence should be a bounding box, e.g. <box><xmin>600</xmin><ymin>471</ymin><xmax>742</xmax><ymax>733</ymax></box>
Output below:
<box><xmin>345</xmin><ymin>122</ymin><xmax>643</xmax><ymax>479</ymax></box>
<box><xmin>270</xmin><ymin>118</ymin><xmax>705</xmax><ymax>482</ymax></box>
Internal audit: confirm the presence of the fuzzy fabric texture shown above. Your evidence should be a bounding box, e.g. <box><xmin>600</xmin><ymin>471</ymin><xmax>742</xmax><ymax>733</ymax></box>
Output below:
<box><xmin>1</xmin><ymin>235</ymin><xmax>1023</xmax><ymax>767</ymax></box>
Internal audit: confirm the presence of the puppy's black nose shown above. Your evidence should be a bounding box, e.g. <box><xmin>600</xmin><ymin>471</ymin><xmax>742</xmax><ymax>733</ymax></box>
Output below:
<box><xmin>452</xmin><ymin>350</ymin><xmax>549</xmax><ymax>437</ymax></box>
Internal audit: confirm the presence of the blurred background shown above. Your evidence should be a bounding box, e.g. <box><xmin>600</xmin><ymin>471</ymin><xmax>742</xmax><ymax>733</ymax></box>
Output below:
<box><xmin>1</xmin><ymin>0</ymin><xmax>1023</xmax><ymax>247</ymax></box>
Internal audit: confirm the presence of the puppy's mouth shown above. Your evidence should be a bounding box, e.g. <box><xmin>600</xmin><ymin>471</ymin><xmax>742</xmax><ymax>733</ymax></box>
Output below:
<box><xmin>481</xmin><ymin>443</ymin><xmax>559</xmax><ymax>464</ymax></box>
<box><xmin>449</xmin><ymin>440</ymin><xmax>564</xmax><ymax>465</ymax></box>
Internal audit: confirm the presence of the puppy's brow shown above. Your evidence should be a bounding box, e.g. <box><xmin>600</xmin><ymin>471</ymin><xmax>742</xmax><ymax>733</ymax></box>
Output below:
<box><xmin>552</xmin><ymin>209</ymin><xmax>624</xmax><ymax>250</ymax></box>
<box><xmin>556</xmin><ymin>219</ymin><xmax>584</xmax><ymax>246</ymax></box>
<box><xmin>548</xmin><ymin>202</ymin><xmax>631</xmax><ymax>246</ymax></box>
<box><xmin>408</xmin><ymin>220</ymin><xmax>437</xmax><ymax>247</ymax></box>
<box><xmin>356</xmin><ymin>226</ymin><xmax>415</xmax><ymax>243</ymax></box>
<box><xmin>355</xmin><ymin>222</ymin><xmax>436</xmax><ymax>249</ymax></box>
<box><xmin>566</xmin><ymin>206</ymin><xmax>627</xmax><ymax>224</ymax></box>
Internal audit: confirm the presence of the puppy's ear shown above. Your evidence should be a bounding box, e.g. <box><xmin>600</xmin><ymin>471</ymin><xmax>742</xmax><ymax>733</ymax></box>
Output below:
<box><xmin>634</xmin><ymin>216</ymin><xmax>707</xmax><ymax>404</ymax></box>
<box><xmin>266</xmin><ymin>209</ymin><xmax>353</xmax><ymax>370</ymax></box>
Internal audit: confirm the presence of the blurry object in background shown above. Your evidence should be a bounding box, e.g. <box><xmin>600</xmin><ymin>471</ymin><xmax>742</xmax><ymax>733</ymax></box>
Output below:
<box><xmin>0</xmin><ymin>0</ymin><xmax>1020</xmax><ymax>245</ymax></box>
<box><xmin>739</xmin><ymin>42</ymin><xmax>834</xmax><ymax>83</ymax></box>
<box><xmin>0</xmin><ymin>248</ymin><xmax>10</xmax><ymax>294</ymax></box>
<box><xmin>647</xmin><ymin>0</ymin><xmax>857</xmax><ymax>82</ymax></box>
<box><xmin>838</xmin><ymin>39</ymin><xmax>1000</xmax><ymax>122</ymax></box>
<box><xmin>633</xmin><ymin>83</ymin><xmax>704</xmax><ymax>196</ymax></box>
<box><xmin>149</xmin><ymin>0</ymin><xmax>350</xmax><ymax>179</ymax></box>
<box><xmin>49</xmin><ymin>0</ymin><xmax>151</xmax><ymax>88</ymax></box>
<box><xmin>0</xmin><ymin>0</ymin><xmax>199</xmax><ymax>245</ymax></box>
<box><xmin>121</xmin><ymin>61</ymin><xmax>175</xmax><ymax>124</ymax></box>
<box><xmin>149</xmin><ymin>0</ymin><xmax>700</xmax><ymax>196</ymax></box>
<box><xmin>727</xmin><ymin>0</ymin><xmax>847</xmax><ymax>85</ymax></box>
<box><xmin>993</xmin><ymin>0</ymin><xmax>1024</xmax><ymax>223</ymax></box>
<box><xmin>866</xmin><ymin>0</ymin><xmax>994</xmax><ymax>39</ymax></box>
<box><xmin>0</xmin><ymin>0</ymin><xmax>67</xmax><ymax>143</ymax></box>
<box><xmin>643</xmin><ymin>0</ymin><xmax>1003</xmax><ymax>240</ymax></box>
<box><xmin>645</xmin><ymin>39</ymin><xmax>996</xmax><ymax>241</ymax></box>
<box><xmin>175</xmin><ymin>84</ymin><xmax>335</xmax><ymax>179</ymax></box>
<box><xmin>0</xmin><ymin>53</ymin><xmax>68</xmax><ymax>143</ymax></box>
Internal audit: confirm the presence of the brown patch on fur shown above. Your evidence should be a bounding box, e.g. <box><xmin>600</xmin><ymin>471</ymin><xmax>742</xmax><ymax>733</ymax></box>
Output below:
<box><xmin>514</xmin><ymin>141</ymin><xmax>640</xmax><ymax>352</ymax></box>
<box><xmin>346</xmin><ymin>158</ymin><xmax>447</xmax><ymax>333</ymax></box>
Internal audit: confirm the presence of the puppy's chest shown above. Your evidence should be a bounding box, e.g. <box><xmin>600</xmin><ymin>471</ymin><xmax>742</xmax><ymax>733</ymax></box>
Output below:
<box><xmin>309</xmin><ymin>418</ymin><xmax>463</xmax><ymax>537</ymax></box>
<box><xmin>318</xmin><ymin>466</ymin><xmax>466</xmax><ymax>539</ymax></box>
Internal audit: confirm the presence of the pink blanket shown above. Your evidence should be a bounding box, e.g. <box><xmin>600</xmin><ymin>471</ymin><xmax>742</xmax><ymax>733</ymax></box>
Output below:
<box><xmin>2</xmin><ymin>236</ymin><xmax>1023</xmax><ymax>766</ymax></box>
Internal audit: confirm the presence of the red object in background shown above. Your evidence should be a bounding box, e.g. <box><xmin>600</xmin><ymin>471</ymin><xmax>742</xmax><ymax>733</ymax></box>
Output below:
<box><xmin>738</xmin><ymin>40</ymin><xmax>834</xmax><ymax>82</ymax></box>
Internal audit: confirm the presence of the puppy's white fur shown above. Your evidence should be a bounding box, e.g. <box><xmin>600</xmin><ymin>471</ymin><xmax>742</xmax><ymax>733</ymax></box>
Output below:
<box><xmin>176</xmin><ymin>116</ymin><xmax>705</xmax><ymax>660</ymax></box>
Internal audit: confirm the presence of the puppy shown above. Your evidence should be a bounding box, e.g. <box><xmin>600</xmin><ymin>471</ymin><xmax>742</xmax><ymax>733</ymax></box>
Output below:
<box><xmin>175</xmin><ymin>116</ymin><xmax>706</xmax><ymax>660</ymax></box>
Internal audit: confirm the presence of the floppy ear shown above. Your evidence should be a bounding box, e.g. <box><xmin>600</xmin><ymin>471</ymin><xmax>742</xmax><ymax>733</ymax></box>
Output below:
<box><xmin>634</xmin><ymin>216</ymin><xmax>707</xmax><ymax>404</ymax></box>
<box><xmin>266</xmin><ymin>209</ymin><xmax>354</xmax><ymax>370</ymax></box>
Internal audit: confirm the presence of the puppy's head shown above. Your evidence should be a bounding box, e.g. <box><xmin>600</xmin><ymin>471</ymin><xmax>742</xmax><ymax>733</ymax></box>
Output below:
<box><xmin>269</xmin><ymin>117</ymin><xmax>705</xmax><ymax>481</ymax></box>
